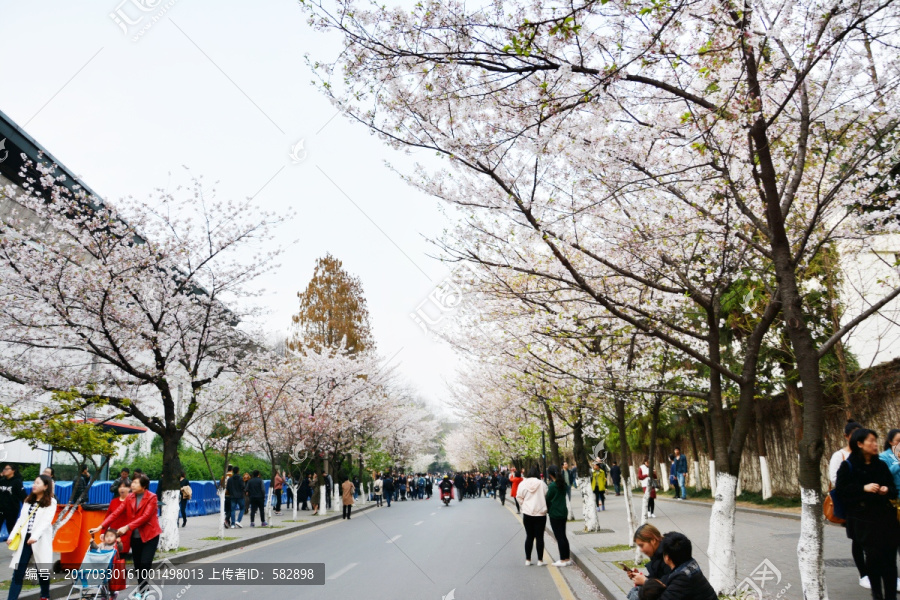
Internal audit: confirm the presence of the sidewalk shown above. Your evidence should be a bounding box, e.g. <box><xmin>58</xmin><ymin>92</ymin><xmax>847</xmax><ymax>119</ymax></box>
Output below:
<box><xmin>1</xmin><ymin>498</ymin><xmax>377</xmax><ymax>600</ymax></box>
<box><xmin>560</xmin><ymin>486</ymin><xmax>875</xmax><ymax>600</ymax></box>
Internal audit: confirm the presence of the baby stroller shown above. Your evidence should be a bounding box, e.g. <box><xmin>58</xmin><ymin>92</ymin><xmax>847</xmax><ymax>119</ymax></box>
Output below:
<box><xmin>66</xmin><ymin>547</ymin><xmax>120</xmax><ymax>600</ymax></box>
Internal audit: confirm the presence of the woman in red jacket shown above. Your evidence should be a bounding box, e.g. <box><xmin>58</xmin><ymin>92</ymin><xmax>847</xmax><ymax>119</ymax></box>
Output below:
<box><xmin>90</xmin><ymin>474</ymin><xmax>161</xmax><ymax>598</ymax></box>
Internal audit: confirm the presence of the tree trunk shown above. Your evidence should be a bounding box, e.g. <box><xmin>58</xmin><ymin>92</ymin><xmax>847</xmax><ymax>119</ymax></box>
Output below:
<box><xmin>158</xmin><ymin>433</ymin><xmax>185</xmax><ymax>551</ymax></box>
<box><xmin>755</xmin><ymin>397</ymin><xmax>773</xmax><ymax>500</ymax></box>
<box><xmin>751</xmin><ymin>97</ymin><xmax>828</xmax><ymax>598</ymax></box>
<box><xmin>572</xmin><ymin>413</ymin><xmax>590</xmax><ymax>477</ymax></box>
<box><xmin>543</xmin><ymin>400</ymin><xmax>562</xmax><ymax>468</ymax></box>
<box><xmin>615</xmin><ymin>396</ymin><xmax>638</xmax><ymax>545</ymax></box>
<box><xmin>580</xmin><ymin>477</ymin><xmax>600</xmax><ymax>532</ymax></box>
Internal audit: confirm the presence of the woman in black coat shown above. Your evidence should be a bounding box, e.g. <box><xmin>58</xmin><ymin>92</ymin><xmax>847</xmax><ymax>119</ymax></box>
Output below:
<box><xmin>837</xmin><ymin>428</ymin><xmax>900</xmax><ymax>600</ymax></box>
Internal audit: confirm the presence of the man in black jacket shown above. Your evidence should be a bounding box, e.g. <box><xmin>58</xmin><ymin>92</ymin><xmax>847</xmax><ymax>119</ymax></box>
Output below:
<box><xmin>497</xmin><ymin>469</ymin><xmax>509</xmax><ymax>505</ymax></box>
<box><xmin>382</xmin><ymin>474</ymin><xmax>394</xmax><ymax>507</ymax></box>
<box><xmin>71</xmin><ymin>465</ymin><xmax>91</xmax><ymax>505</ymax></box>
<box><xmin>227</xmin><ymin>467</ymin><xmax>246</xmax><ymax>528</ymax></box>
<box><xmin>324</xmin><ymin>472</ymin><xmax>333</xmax><ymax>510</ymax></box>
<box><xmin>453</xmin><ymin>472</ymin><xmax>465</xmax><ymax>502</ymax></box>
<box><xmin>247</xmin><ymin>470</ymin><xmax>267</xmax><ymax>527</ymax></box>
<box><xmin>110</xmin><ymin>468</ymin><xmax>131</xmax><ymax>495</ymax></box>
<box><xmin>610</xmin><ymin>461</ymin><xmax>622</xmax><ymax>496</ymax></box>
<box><xmin>0</xmin><ymin>464</ymin><xmax>26</xmax><ymax>535</ymax></box>
<box><xmin>656</xmin><ymin>532</ymin><xmax>717</xmax><ymax>600</ymax></box>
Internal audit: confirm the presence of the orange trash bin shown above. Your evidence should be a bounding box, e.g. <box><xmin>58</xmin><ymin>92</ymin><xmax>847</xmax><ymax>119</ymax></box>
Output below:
<box><xmin>53</xmin><ymin>504</ymin><xmax>109</xmax><ymax>569</ymax></box>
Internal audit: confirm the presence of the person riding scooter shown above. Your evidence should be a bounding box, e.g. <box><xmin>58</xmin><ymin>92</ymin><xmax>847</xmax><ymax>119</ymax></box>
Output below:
<box><xmin>439</xmin><ymin>475</ymin><xmax>454</xmax><ymax>505</ymax></box>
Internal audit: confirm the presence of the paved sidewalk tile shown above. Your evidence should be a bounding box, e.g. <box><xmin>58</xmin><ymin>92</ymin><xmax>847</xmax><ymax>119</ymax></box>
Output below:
<box><xmin>565</xmin><ymin>485</ymin><xmax>878</xmax><ymax>600</ymax></box>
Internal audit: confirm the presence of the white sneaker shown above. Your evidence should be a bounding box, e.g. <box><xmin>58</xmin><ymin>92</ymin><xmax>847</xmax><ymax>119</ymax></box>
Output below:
<box><xmin>525</xmin><ymin>560</ymin><xmax>531</xmax><ymax>566</ymax></box>
<box><xmin>896</xmin><ymin>577</ymin><xmax>900</xmax><ymax>592</ymax></box>
<box><xmin>536</xmin><ymin>561</ymin><xmax>545</xmax><ymax>566</ymax></box>
<box><xmin>650</xmin><ymin>513</ymin><xmax>656</xmax><ymax>518</ymax></box>
<box><xmin>860</xmin><ymin>576</ymin><xmax>871</xmax><ymax>589</ymax></box>
<box><xmin>234</xmin><ymin>522</ymin><xmax>243</xmax><ymax>528</ymax></box>
<box><xmin>552</xmin><ymin>560</ymin><xmax>570</xmax><ymax>567</ymax></box>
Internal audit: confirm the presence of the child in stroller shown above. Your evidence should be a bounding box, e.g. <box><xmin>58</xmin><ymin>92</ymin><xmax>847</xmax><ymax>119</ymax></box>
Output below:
<box><xmin>67</xmin><ymin>530</ymin><xmax>124</xmax><ymax>600</ymax></box>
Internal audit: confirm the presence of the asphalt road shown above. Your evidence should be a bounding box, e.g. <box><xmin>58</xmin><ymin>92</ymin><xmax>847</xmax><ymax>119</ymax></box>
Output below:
<box><xmin>142</xmin><ymin>495</ymin><xmax>604</xmax><ymax>600</ymax></box>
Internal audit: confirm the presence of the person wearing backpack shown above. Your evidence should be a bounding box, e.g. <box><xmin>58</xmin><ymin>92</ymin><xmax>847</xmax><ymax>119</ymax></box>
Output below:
<box><xmin>591</xmin><ymin>461</ymin><xmax>607</xmax><ymax>512</ymax></box>
<box><xmin>179</xmin><ymin>472</ymin><xmax>191</xmax><ymax>528</ymax></box>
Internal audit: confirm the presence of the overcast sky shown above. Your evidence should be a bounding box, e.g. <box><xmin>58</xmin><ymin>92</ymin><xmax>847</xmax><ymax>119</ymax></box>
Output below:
<box><xmin>0</xmin><ymin>1</ymin><xmax>462</xmax><ymax>415</ymax></box>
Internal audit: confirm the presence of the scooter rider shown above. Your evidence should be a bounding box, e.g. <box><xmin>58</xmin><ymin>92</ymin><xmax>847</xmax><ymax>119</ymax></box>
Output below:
<box><xmin>439</xmin><ymin>475</ymin><xmax>454</xmax><ymax>503</ymax></box>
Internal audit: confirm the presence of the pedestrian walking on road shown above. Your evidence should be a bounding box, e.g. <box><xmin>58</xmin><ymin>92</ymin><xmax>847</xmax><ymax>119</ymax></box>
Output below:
<box><xmin>310</xmin><ymin>473</ymin><xmax>320</xmax><ymax>515</ymax></box>
<box><xmin>672</xmin><ymin>448</ymin><xmax>688</xmax><ymax>500</ymax></box>
<box><xmin>298</xmin><ymin>473</ymin><xmax>311</xmax><ymax>511</ymax></box>
<box><xmin>591</xmin><ymin>461</ymin><xmax>607</xmax><ymax>511</ymax></box>
<box><xmin>341</xmin><ymin>476</ymin><xmax>355</xmax><ymax>519</ymax></box>
<box><xmin>509</xmin><ymin>467</ymin><xmax>524</xmax><ymax>514</ymax></box>
<box><xmin>242</xmin><ymin>472</ymin><xmax>251</xmax><ymax>515</ymax></box>
<box><xmin>227</xmin><ymin>467</ymin><xmax>245</xmax><ymax>528</ymax></box>
<box><xmin>373</xmin><ymin>474</ymin><xmax>384</xmax><ymax>507</ymax></box>
<box><xmin>639</xmin><ymin>459</ymin><xmax>657</xmax><ymax>519</ymax></box>
<box><xmin>382</xmin><ymin>473</ymin><xmax>394</xmax><ymax>508</ymax></box>
<box><xmin>273</xmin><ymin>470</ymin><xmax>284</xmax><ymax>515</ymax></box>
<box><xmin>178</xmin><ymin>472</ymin><xmax>191</xmax><ymax>528</ymax></box>
<box><xmin>517</xmin><ymin>466</ymin><xmax>548</xmax><ymax>566</ymax></box>
<box><xmin>625</xmin><ymin>524</ymin><xmax>672</xmax><ymax>600</ymax></box>
<box><xmin>831</xmin><ymin>420</ymin><xmax>868</xmax><ymax>588</ymax></box>
<box><xmin>546</xmin><ymin>465</ymin><xmax>572</xmax><ymax>567</ymax></box>
<box><xmin>247</xmin><ymin>470</ymin><xmax>267</xmax><ymax>527</ymax></box>
<box><xmin>453</xmin><ymin>471</ymin><xmax>465</xmax><ymax>503</ymax></box>
<box><xmin>836</xmin><ymin>428</ymin><xmax>900</xmax><ymax>600</ymax></box>
<box><xmin>0</xmin><ymin>463</ymin><xmax>26</xmax><ymax>539</ymax></box>
<box><xmin>92</xmin><ymin>474</ymin><xmax>161</xmax><ymax>600</ymax></box>
<box><xmin>7</xmin><ymin>474</ymin><xmax>56</xmax><ymax>600</ymax></box>
<box><xmin>610</xmin><ymin>460</ymin><xmax>622</xmax><ymax>496</ymax></box>
<box><xmin>497</xmin><ymin>469</ymin><xmax>509</xmax><ymax>506</ymax></box>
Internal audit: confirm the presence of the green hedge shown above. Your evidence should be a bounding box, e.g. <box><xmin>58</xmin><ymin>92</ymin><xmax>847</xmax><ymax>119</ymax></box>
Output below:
<box><xmin>112</xmin><ymin>440</ymin><xmax>271</xmax><ymax>481</ymax></box>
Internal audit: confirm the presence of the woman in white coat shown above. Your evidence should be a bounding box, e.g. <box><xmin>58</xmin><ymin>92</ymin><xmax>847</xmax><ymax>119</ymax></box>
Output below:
<box><xmin>8</xmin><ymin>474</ymin><xmax>57</xmax><ymax>600</ymax></box>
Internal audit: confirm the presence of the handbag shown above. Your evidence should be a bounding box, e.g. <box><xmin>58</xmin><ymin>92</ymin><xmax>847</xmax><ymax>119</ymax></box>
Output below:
<box><xmin>6</xmin><ymin>505</ymin><xmax>39</xmax><ymax>551</ymax></box>
<box><xmin>824</xmin><ymin>460</ymin><xmax>851</xmax><ymax>524</ymax></box>
<box><xmin>109</xmin><ymin>552</ymin><xmax>127</xmax><ymax>592</ymax></box>
<box><xmin>180</xmin><ymin>485</ymin><xmax>193</xmax><ymax>500</ymax></box>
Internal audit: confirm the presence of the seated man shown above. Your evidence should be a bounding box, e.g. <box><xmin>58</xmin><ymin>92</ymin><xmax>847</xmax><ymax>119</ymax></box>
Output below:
<box><xmin>657</xmin><ymin>532</ymin><xmax>717</xmax><ymax>600</ymax></box>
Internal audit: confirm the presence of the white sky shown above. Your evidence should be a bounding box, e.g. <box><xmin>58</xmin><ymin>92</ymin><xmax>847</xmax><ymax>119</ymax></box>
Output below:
<box><xmin>0</xmin><ymin>1</ymin><xmax>460</xmax><ymax>415</ymax></box>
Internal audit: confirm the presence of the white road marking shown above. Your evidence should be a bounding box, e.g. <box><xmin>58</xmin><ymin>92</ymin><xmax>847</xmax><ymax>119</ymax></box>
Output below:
<box><xmin>430</xmin><ymin>512</ymin><xmax>436</xmax><ymax>516</ymax></box>
<box><xmin>386</xmin><ymin>535</ymin><xmax>402</xmax><ymax>543</ymax></box>
<box><xmin>414</xmin><ymin>520</ymin><xmax>424</xmax><ymax>525</ymax></box>
<box><xmin>327</xmin><ymin>562</ymin><xmax>358</xmax><ymax>580</ymax></box>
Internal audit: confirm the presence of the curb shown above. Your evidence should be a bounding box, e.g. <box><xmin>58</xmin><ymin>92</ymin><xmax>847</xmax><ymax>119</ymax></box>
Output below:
<box><xmin>655</xmin><ymin>496</ymin><xmax>802</xmax><ymax>521</ymax></box>
<box><xmin>20</xmin><ymin>504</ymin><xmax>378</xmax><ymax>600</ymax></box>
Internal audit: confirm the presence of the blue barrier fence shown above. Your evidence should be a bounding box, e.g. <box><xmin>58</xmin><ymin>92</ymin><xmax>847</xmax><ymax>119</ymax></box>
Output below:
<box><xmin>0</xmin><ymin>479</ymin><xmax>290</xmax><ymax>541</ymax></box>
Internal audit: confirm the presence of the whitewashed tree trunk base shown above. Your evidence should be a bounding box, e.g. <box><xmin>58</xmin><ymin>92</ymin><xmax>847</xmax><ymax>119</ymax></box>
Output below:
<box><xmin>158</xmin><ymin>489</ymin><xmax>181</xmax><ymax>551</ymax></box>
<box><xmin>660</xmin><ymin>463</ymin><xmax>670</xmax><ymax>492</ymax></box>
<box><xmin>707</xmin><ymin>472</ymin><xmax>737</xmax><ymax>594</ymax></box>
<box><xmin>759</xmin><ymin>457</ymin><xmax>772</xmax><ymax>500</ymax></box>
<box><xmin>581</xmin><ymin>478</ymin><xmax>600</xmax><ymax>532</ymax></box>
<box><xmin>218</xmin><ymin>488</ymin><xmax>227</xmax><ymax>538</ymax></box>
<box><xmin>709</xmin><ymin>461</ymin><xmax>717</xmax><ymax>496</ymax></box>
<box><xmin>798</xmin><ymin>488</ymin><xmax>829</xmax><ymax>600</ymax></box>
<box><xmin>291</xmin><ymin>484</ymin><xmax>299</xmax><ymax>519</ymax></box>
<box><xmin>566</xmin><ymin>482</ymin><xmax>576</xmax><ymax>520</ymax></box>
<box><xmin>629</xmin><ymin>466</ymin><xmax>638</xmax><ymax>489</ymax></box>
<box><xmin>622</xmin><ymin>477</ymin><xmax>637</xmax><ymax>552</ymax></box>
<box><xmin>692</xmin><ymin>460</ymin><xmax>702</xmax><ymax>491</ymax></box>
<box><xmin>319</xmin><ymin>485</ymin><xmax>327</xmax><ymax>514</ymax></box>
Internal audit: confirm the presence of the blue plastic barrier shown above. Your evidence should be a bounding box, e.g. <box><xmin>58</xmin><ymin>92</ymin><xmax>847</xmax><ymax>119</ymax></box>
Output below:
<box><xmin>0</xmin><ymin>478</ymin><xmax>266</xmax><ymax>541</ymax></box>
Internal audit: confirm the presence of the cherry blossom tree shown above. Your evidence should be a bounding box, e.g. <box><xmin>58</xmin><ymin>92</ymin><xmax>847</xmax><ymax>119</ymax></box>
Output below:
<box><xmin>0</xmin><ymin>162</ymin><xmax>285</xmax><ymax>549</ymax></box>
